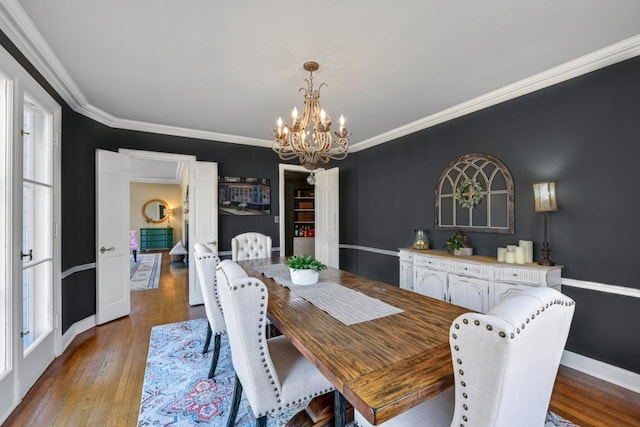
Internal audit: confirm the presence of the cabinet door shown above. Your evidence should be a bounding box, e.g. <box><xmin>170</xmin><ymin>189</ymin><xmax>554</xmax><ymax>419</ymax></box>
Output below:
<box><xmin>414</xmin><ymin>266</ymin><xmax>447</xmax><ymax>300</ymax></box>
<box><xmin>399</xmin><ymin>261</ymin><xmax>413</xmax><ymax>291</ymax></box>
<box><xmin>448</xmin><ymin>273</ymin><xmax>490</xmax><ymax>313</ymax></box>
<box><xmin>493</xmin><ymin>281</ymin><xmax>529</xmax><ymax>309</ymax></box>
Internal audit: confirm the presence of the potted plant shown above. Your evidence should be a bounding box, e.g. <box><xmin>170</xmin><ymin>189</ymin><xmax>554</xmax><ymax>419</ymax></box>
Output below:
<box><xmin>446</xmin><ymin>230</ymin><xmax>473</xmax><ymax>256</ymax></box>
<box><xmin>285</xmin><ymin>254</ymin><xmax>327</xmax><ymax>285</ymax></box>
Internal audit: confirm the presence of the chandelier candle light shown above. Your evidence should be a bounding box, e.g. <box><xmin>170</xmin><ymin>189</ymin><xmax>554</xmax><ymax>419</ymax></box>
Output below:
<box><xmin>273</xmin><ymin>61</ymin><xmax>350</xmax><ymax>171</ymax></box>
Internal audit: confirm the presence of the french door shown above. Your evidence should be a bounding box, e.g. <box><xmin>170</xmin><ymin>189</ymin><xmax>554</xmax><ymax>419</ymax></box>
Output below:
<box><xmin>0</xmin><ymin>46</ymin><xmax>61</xmax><ymax>422</ymax></box>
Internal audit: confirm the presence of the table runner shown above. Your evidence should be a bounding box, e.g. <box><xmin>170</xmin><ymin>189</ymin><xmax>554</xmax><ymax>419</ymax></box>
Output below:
<box><xmin>253</xmin><ymin>264</ymin><xmax>403</xmax><ymax>326</ymax></box>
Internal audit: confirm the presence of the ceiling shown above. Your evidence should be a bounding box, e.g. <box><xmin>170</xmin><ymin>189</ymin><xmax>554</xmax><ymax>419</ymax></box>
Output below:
<box><xmin>1</xmin><ymin>1</ymin><xmax>640</xmax><ymax>157</ymax></box>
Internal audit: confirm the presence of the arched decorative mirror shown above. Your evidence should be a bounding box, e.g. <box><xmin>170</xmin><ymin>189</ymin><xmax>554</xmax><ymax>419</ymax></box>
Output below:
<box><xmin>435</xmin><ymin>153</ymin><xmax>514</xmax><ymax>234</ymax></box>
<box><xmin>142</xmin><ymin>198</ymin><xmax>170</xmax><ymax>223</ymax></box>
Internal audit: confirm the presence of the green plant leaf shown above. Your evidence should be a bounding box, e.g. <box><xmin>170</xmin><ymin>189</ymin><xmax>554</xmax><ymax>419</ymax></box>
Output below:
<box><xmin>285</xmin><ymin>255</ymin><xmax>327</xmax><ymax>273</ymax></box>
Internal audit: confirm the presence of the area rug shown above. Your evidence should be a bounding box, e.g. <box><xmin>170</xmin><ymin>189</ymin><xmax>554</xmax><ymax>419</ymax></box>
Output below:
<box><xmin>130</xmin><ymin>253</ymin><xmax>162</xmax><ymax>291</ymax></box>
<box><xmin>137</xmin><ymin>318</ymin><xmax>309</xmax><ymax>426</ymax></box>
<box><xmin>138</xmin><ymin>319</ymin><xmax>579</xmax><ymax>426</ymax></box>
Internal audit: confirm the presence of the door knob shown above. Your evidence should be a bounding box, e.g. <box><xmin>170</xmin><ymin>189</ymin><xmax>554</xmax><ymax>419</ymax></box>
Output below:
<box><xmin>207</xmin><ymin>241</ymin><xmax>217</xmax><ymax>246</ymax></box>
<box><xmin>100</xmin><ymin>246</ymin><xmax>115</xmax><ymax>254</ymax></box>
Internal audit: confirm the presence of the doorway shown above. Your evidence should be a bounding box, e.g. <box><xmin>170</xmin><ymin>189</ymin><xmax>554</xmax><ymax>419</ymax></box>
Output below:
<box><xmin>282</xmin><ymin>170</ymin><xmax>315</xmax><ymax>257</ymax></box>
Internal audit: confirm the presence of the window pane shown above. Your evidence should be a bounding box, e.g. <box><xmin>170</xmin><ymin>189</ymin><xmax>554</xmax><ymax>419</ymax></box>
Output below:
<box><xmin>0</xmin><ymin>76</ymin><xmax>8</xmax><ymax>375</ymax></box>
<box><xmin>23</xmin><ymin>261</ymin><xmax>51</xmax><ymax>353</ymax></box>
<box><xmin>22</xmin><ymin>183</ymin><xmax>51</xmax><ymax>263</ymax></box>
<box><xmin>23</xmin><ymin>96</ymin><xmax>51</xmax><ymax>185</ymax></box>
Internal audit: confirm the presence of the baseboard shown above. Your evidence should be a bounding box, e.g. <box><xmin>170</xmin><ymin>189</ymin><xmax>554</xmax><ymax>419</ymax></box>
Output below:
<box><xmin>59</xmin><ymin>315</ymin><xmax>96</xmax><ymax>356</ymax></box>
<box><xmin>561</xmin><ymin>350</ymin><xmax>640</xmax><ymax>394</ymax></box>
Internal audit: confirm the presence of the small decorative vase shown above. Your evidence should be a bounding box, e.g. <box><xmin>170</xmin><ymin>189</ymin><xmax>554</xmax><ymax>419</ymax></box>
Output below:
<box><xmin>289</xmin><ymin>268</ymin><xmax>319</xmax><ymax>285</ymax></box>
<box><xmin>454</xmin><ymin>247</ymin><xmax>473</xmax><ymax>256</ymax></box>
<box><xmin>412</xmin><ymin>229</ymin><xmax>430</xmax><ymax>250</ymax></box>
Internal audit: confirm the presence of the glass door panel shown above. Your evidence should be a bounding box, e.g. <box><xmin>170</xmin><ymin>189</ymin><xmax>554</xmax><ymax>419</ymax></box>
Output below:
<box><xmin>21</xmin><ymin>95</ymin><xmax>53</xmax><ymax>356</ymax></box>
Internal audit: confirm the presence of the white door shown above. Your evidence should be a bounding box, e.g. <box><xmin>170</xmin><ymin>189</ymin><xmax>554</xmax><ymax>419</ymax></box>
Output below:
<box><xmin>0</xmin><ymin>53</ymin><xmax>61</xmax><ymax>416</ymax></box>
<box><xmin>314</xmin><ymin>167</ymin><xmax>339</xmax><ymax>268</ymax></box>
<box><xmin>96</xmin><ymin>150</ymin><xmax>130</xmax><ymax>324</ymax></box>
<box><xmin>188</xmin><ymin>161</ymin><xmax>218</xmax><ymax>306</ymax></box>
<box><xmin>18</xmin><ymin>92</ymin><xmax>60</xmax><ymax>397</ymax></box>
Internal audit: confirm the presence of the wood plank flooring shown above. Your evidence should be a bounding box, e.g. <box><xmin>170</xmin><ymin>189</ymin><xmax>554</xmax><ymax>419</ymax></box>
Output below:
<box><xmin>3</xmin><ymin>252</ymin><xmax>639</xmax><ymax>426</ymax></box>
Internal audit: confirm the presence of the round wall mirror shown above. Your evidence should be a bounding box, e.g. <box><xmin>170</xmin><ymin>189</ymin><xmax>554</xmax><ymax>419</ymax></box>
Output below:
<box><xmin>142</xmin><ymin>198</ymin><xmax>169</xmax><ymax>223</ymax></box>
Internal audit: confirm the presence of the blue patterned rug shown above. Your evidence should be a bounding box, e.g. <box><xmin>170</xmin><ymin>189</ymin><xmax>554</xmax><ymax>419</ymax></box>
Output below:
<box><xmin>130</xmin><ymin>253</ymin><xmax>162</xmax><ymax>291</ymax></box>
<box><xmin>138</xmin><ymin>319</ymin><xmax>579</xmax><ymax>426</ymax></box>
<box><xmin>138</xmin><ymin>318</ymin><xmax>310</xmax><ymax>426</ymax></box>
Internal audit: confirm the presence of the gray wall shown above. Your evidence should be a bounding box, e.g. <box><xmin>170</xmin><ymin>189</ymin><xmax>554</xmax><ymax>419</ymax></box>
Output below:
<box><xmin>1</xmin><ymin>28</ymin><xmax>638</xmax><ymax>374</ymax></box>
<box><xmin>342</xmin><ymin>56</ymin><xmax>640</xmax><ymax>374</ymax></box>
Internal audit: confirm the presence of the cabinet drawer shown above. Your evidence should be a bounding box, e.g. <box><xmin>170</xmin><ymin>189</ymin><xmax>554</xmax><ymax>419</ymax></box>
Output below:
<box><xmin>495</xmin><ymin>268</ymin><xmax>540</xmax><ymax>284</ymax></box>
<box><xmin>453</xmin><ymin>262</ymin><xmax>491</xmax><ymax>279</ymax></box>
<box><xmin>399</xmin><ymin>251</ymin><xmax>413</xmax><ymax>262</ymax></box>
<box><xmin>414</xmin><ymin>255</ymin><xmax>451</xmax><ymax>271</ymax></box>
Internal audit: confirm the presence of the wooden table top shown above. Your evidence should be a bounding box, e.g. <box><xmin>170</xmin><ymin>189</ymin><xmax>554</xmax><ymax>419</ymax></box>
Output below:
<box><xmin>237</xmin><ymin>258</ymin><xmax>470</xmax><ymax>426</ymax></box>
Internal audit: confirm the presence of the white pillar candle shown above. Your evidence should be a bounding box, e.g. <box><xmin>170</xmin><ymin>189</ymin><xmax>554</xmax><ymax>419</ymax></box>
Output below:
<box><xmin>506</xmin><ymin>245</ymin><xmax>517</xmax><ymax>253</ymax></box>
<box><xmin>515</xmin><ymin>246</ymin><xmax>526</xmax><ymax>264</ymax></box>
<box><xmin>497</xmin><ymin>247</ymin><xmax>507</xmax><ymax>262</ymax></box>
<box><xmin>505</xmin><ymin>251</ymin><xmax>516</xmax><ymax>264</ymax></box>
<box><xmin>519</xmin><ymin>240</ymin><xmax>533</xmax><ymax>263</ymax></box>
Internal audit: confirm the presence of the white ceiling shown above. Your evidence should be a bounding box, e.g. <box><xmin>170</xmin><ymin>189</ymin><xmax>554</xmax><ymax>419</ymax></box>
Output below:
<box><xmin>1</xmin><ymin>0</ymin><xmax>640</xmax><ymax>156</ymax></box>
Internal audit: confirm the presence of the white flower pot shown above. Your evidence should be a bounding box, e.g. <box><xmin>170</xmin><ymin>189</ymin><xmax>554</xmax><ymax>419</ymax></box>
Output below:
<box><xmin>454</xmin><ymin>247</ymin><xmax>473</xmax><ymax>256</ymax></box>
<box><xmin>289</xmin><ymin>268</ymin><xmax>319</xmax><ymax>285</ymax></box>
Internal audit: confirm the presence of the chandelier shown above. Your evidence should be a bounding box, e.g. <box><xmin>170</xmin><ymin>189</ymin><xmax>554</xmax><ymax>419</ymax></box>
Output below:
<box><xmin>272</xmin><ymin>61</ymin><xmax>350</xmax><ymax>171</ymax></box>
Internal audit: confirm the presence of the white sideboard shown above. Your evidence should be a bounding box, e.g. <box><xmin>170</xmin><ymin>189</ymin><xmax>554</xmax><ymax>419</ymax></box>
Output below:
<box><xmin>399</xmin><ymin>248</ymin><xmax>562</xmax><ymax>313</ymax></box>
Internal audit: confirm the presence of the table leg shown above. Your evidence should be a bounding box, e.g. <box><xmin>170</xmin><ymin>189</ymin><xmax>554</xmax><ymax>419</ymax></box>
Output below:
<box><xmin>334</xmin><ymin>390</ymin><xmax>346</xmax><ymax>427</ymax></box>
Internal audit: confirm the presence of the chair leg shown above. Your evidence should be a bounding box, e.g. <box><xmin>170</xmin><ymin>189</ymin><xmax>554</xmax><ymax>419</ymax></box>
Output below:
<box><xmin>226</xmin><ymin>374</ymin><xmax>243</xmax><ymax>427</ymax></box>
<box><xmin>208</xmin><ymin>334</ymin><xmax>221</xmax><ymax>379</ymax></box>
<box><xmin>256</xmin><ymin>415</ymin><xmax>267</xmax><ymax>427</ymax></box>
<box><xmin>203</xmin><ymin>322</ymin><xmax>212</xmax><ymax>354</ymax></box>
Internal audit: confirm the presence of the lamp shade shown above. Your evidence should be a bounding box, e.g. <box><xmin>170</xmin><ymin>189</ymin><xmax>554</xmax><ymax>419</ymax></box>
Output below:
<box><xmin>533</xmin><ymin>182</ymin><xmax>557</xmax><ymax>212</ymax></box>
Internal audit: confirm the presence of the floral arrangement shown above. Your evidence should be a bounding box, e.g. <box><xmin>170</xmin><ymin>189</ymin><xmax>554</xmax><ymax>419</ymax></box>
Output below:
<box><xmin>285</xmin><ymin>255</ymin><xmax>327</xmax><ymax>273</ymax></box>
<box><xmin>455</xmin><ymin>178</ymin><xmax>484</xmax><ymax>209</ymax></box>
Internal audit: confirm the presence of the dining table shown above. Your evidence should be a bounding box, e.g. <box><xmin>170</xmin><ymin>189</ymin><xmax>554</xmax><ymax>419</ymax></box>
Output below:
<box><xmin>237</xmin><ymin>258</ymin><xmax>471</xmax><ymax>426</ymax></box>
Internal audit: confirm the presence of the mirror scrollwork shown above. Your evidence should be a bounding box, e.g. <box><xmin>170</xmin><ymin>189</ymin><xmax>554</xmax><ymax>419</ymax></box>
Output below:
<box><xmin>142</xmin><ymin>198</ymin><xmax>170</xmax><ymax>224</ymax></box>
<box><xmin>435</xmin><ymin>153</ymin><xmax>514</xmax><ymax>234</ymax></box>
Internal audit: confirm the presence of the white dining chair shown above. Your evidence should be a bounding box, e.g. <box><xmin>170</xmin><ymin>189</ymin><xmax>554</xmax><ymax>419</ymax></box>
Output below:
<box><xmin>216</xmin><ymin>259</ymin><xmax>334</xmax><ymax>427</ymax></box>
<box><xmin>355</xmin><ymin>287</ymin><xmax>575</xmax><ymax>427</ymax></box>
<box><xmin>231</xmin><ymin>232</ymin><xmax>272</xmax><ymax>261</ymax></box>
<box><xmin>193</xmin><ymin>242</ymin><xmax>225</xmax><ymax>378</ymax></box>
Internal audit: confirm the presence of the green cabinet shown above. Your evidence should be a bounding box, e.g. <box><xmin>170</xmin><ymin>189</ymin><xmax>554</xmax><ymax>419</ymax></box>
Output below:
<box><xmin>140</xmin><ymin>228</ymin><xmax>173</xmax><ymax>251</ymax></box>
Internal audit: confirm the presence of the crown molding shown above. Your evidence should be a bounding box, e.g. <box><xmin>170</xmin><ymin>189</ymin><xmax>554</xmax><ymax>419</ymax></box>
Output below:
<box><xmin>112</xmin><ymin>116</ymin><xmax>272</xmax><ymax>148</ymax></box>
<box><xmin>350</xmin><ymin>34</ymin><xmax>640</xmax><ymax>153</ymax></box>
<box><xmin>1</xmin><ymin>1</ymin><xmax>638</xmax><ymax>151</ymax></box>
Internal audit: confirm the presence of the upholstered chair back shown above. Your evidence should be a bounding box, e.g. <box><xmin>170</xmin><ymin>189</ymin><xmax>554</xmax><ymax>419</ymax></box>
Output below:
<box><xmin>216</xmin><ymin>260</ymin><xmax>281</xmax><ymax>415</ymax></box>
<box><xmin>193</xmin><ymin>243</ymin><xmax>225</xmax><ymax>335</ymax></box>
<box><xmin>129</xmin><ymin>230</ymin><xmax>138</xmax><ymax>251</ymax></box>
<box><xmin>231</xmin><ymin>232</ymin><xmax>272</xmax><ymax>261</ymax></box>
<box><xmin>449</xmin><ymin>287</ymin><xmax>574</xmax><ymax>427</ymax></box>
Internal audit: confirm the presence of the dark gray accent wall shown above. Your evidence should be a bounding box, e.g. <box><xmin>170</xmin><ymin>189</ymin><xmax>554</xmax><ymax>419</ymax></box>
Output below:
<box><xmin>343</xmin><ymin>56</ymin><xmax>640</xmax><ymax>373</ymax></box>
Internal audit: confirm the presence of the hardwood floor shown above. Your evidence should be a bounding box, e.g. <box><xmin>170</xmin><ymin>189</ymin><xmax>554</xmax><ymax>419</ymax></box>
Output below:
<box><xmin>3</xmin><ymin>252</ymin><xmax>639</xmax><ymax>426</ymax></box>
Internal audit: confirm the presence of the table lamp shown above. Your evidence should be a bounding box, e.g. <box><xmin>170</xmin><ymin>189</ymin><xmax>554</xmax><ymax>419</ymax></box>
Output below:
<box><xmin>533</xmin><ymin>182</ymin><xmax>557</xmax><ymax>266</ymax></box>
